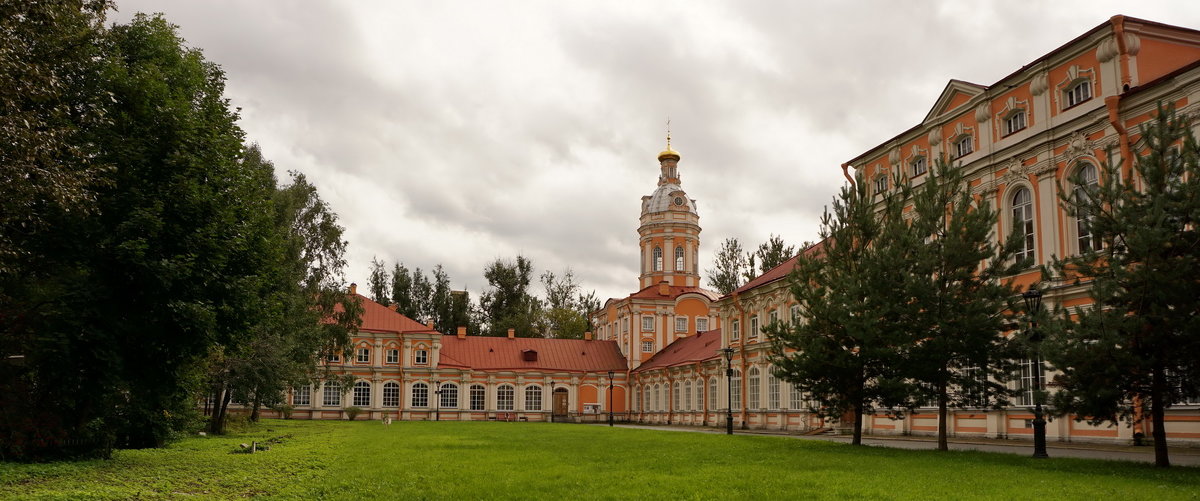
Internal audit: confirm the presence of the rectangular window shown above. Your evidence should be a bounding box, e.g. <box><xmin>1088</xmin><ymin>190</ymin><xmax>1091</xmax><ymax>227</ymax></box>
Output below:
<box><xmin>731</xmin><ymin>319</ymin><xmax>741</xmax><ymax>341</ymax></box>
<box><xmin>768</xmin><ymin>309</ymin><xmax>778</xmax><ymax>326</ymax></box>
<box><xmin>1066</xmin><ymin>81</ymin><xmax>1091</xmax><ymax>108</ymax></box>
<box><xmin>326</xmin><ymin>353</ymin><xmax>341</xmax><ymax>363</ymax></box>
<box><xmin>641</xmin><ymin>315</ymin><xmax>654</xmax><ymax>331</ymax></box>
<box><xmin>411</xmin><ymin>384</ymin><xmax>428</xmax><ymax>408</ymax></box>
<box><xmin>415</xmin><ymin>349</ymin><xmax>428</xmax><ymax>365</ymax></box>
<box><xmin>641</xmin><ymin>340</ymin><xmax>654</xmax><ymax>353</ymax></box>
<box><xmin>1016</xmin><ymin>358</ymin><xmax>1044</xmax><ymax>406</ymax></box>
<box><xmin>749</xmin><ymin>315</ymin><xmax>759</xmax><ymax>339</ymax></box>
<box><xmin>768</xmin><ymin>374</ymin><xmax>780</xmax><ymax>409</ymax></box>
<box><xmin>1004</xmin><ymin>110</ymin><xmax>1027</xmax><ymax>135</ymax></box>
<box><xmin>790</xmin><ymin>304</ymin><xmax>801</xmax><ymax>323</ymax></box>
<box><xmin>675</xmin><ymin>316</ymin><xmax>687</xmax><ymax>332</ymax></box>
<box><xmin>292</xmin><ymin>385</ymin><xmax>311</xmax><ymax>406</ymax></box>
<box><xmin>322</xmin><ymin>383</ymin><xmax>341</xmax><ymax>407</ymax></box>
<box><xmin>789</xmin><ymin>384</ymin><xmax>804</xmax><ymax>410</ymax></box>
<box><xmin>386</xmin><ymin>349</ymin><xmax>399</xmax><ymax>364</ymax></box>
<box><xmin>874</xmin><ymin>175</ymin><xmax>888</xmax><ymax>195</ymax></box>
<box><xmin>470</xmin><ymin>385</ymin><xmax>486</xmax><ymax>411</ymax></box>
<box><xmin>356</xmin><ymin>347</ymin><xmax>370</xmax><ymax>363</ymax></box>
<box><xmin>954</xmin><ymin>136</ymin><xmax>973</xmax><ymax>158</ymax></box>
<box><xmin>525</xmin><ymin>386</ymin><xmax>542</xmax><ymax>411</ymax></box>
<box><xmin>696</xmin><ymin>317</ymin><xmax>708</xmax><ymax>332</ymax></box>
<box><xmin>911</xmin><ymin>156</ymin><xmax>927</xmax><ymax>176</ymax></box>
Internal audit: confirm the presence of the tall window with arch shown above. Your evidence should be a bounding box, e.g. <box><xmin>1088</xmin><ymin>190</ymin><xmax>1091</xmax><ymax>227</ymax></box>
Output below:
<box><xmin>748</xmin><ymin>367</ymin><xmax>760</xmax><ymax>409</ymax></box>
<box><xmin>708</xmin><ymin>377</ymin><xmax>718</xmax><ymax>411</ymax></box>
<box><xmin>469</xmin><ymin>384</ymin><xmax>485</xmax><ymax>411</ymax></box>
<box><xmin>684</xmin><ymin>380</ymin><xmax>692</xmax><ymax>411</ymax></box>
<box><xmin>674</xmin><ymin>246</ymin><xmax>684</xmax><ymax>271</ymax></box>
<box><xmin>525</xmin><ymin>385</ymin><xmax>542</xmax><ymax>411</ymax></box>
<box><xmin>411</xmin><ymin>382</ymin><xmax>428</xmax><ymax>407</ymax></box>
<box><xmin>695</xmin><ymin>378</ymin><xmax>703</xmax><ymax>411</ymax></box>
<box><xmin>1074</xmin><ymin>163</ymin><xmax>1100</xmax><ymax>254</ymax></box>
<box><xmin>673</xmin><ymin>382</ymin><xmax>681</xmax><ymax>411</ymax></box>
<box><xmin>496</xmin><ymin>384</ymin><xmax>514</xmax><ymax>411</ymax></box>
<box><xmin>440</xmin><ymin>382</ymin><xmax>459</xmax><ymax>409</ymax></box>
<box><xmin>352</xmin><ymin>380</ymin><xmax>371</xmax><ymax>406</ymax></box>
<box><xmin>653</xmin><ymin>246</ymin><xmax>663</xmax><ymax>271</ymax></box>
<box><xmin>382</xmin><ymin>382</ymin><xmax>400</xmax><ymax>407</ymax></box>
<box><xmin>1011</xmin><ymin>187</ymin><xmax>1036</xmax><ymax>262</ymax></box>
<box><xmin>731</xmin><ymin>369</ymin><xmax>742</xmax><ymax>411</ymax></box>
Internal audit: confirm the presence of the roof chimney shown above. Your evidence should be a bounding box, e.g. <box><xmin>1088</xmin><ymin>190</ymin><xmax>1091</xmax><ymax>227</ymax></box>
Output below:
<box><xmin>349</xmin><ymin>283</ymin><xmax>357</xmax><ymax>295</ymax></box>
<box><xmin>457</xmin><ymin>326</ymin><xmax>467</xmax><ymax>339</ymax></box>
<box><xmin>584</xmin><ymin>331</ymin><xmax>592</xmax><ymax>341</ymax></box>
<box><xmin>507</xmin><ymin>328</ymin><xmax>515</xmax><ymax>339</ymax></box>
<box><xmin>426</xmin><ymin>320</ymin><xmax>435</xmax><ymax>329</ymax></box>
<box><xmin>658</xmin><ymin>281</ymin><xmax>670</xmax><ymax>296</ymax></box>
<box><xmin>389</xmin><ymin>303</ymin><xmax>399</xmax><ymax>311</ymax></box>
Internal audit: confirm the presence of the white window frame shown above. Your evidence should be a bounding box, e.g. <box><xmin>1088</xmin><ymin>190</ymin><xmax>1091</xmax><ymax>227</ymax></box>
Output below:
<box><xmin>874</xmin><ymin>175</ymin><xmax>888</xmax><ymax>195</ymax></box>
<box><xmin>415</xmin><ymin>349</ymin><xmax>428</xmax><ymax>365</ymax></box>
<box><xmin>641</xmin><ymin>340</ymin><xmax>654</xmax><ymax>353</ymax></box>
<box><xmin>1065</xmin><ymin>80</ymin><xmax>1091</xmax><ymax>108</ymax></box>
<box><xmin>1073</xmin><ymin>163</ymin><xmax>1100</xmax><ymax>255</ymax></box>
<box><xmin>496</xmin><ymin>385</ymin><xmax>514</xmax><ymax>411</ymax></box>
<box><xmin>708</xmin><ymin>377</ymin><xmax>718</xmax><ymax>410</ymax></box>
<box><xmin>696</xmin><ymin>317</ymin><xmax>708</xmax><ymax>332</ymax></box>
<box><xmin>749</xmin><ymin>314</ymin><xmax>759</xmax><ymax>340</ymax></box>
<box><xmin>748</xmin><ymin>367</ymin><xmax>760</xmax><ymax>409</ymax></box>
<box><xmin>356</xmin><ymin>347</ymin><xmax>370</xmax><ymax>364</ymax></box>
<box><xmin>674</xmin><ymin>246</ymin><xmax>684</xmax><ymax>271</ymax></box>
<box><xmin>652</xmin><ymin>246</ymin><xmax>663</xmax><ymax>271</ymax></box>
<box><xmin>322</xmin><ymin>382</ymin><xmax>342</xmax><ymax>407</ymax></box>
<box><xmin>675</xmin><ymin>316</ymin><xmax>687</xmax><ymax>332</ymax></box>
<box><xmin>352</xmin><ymin>380</ymin><xmax>371</xmax><ymax>407</ymax></box>
<box><xmin>684</xmin><ymin>380</ymin><xmax>693</xmax><ymax>411</ymax></box>
<box><xmin>641</xmin><ymin>315</ymin><xmax>654</xmax><ymax>331</ymax></box>
<box><xmin>790</xmin><ymin>304</ymin><xmax>801</xmax><ymax>324</ymax></box>
<box><xmin>440</xmin><ymin>382</ymin><xmax>459</xmax><ymax>409</ymax></box>
<box><xmin>525</xmin><ymin>385</ymin><xmax>543</xmax><ymax>411</ymax></box>
<box><xmin>382</xmin><ymin>382</ymin><xmax>400</xmax><ymax>407</ymax></box>
<box><xmin>386</xmin><ymin>348</ymin><xmax>399</xmax><ymax>364</ymax></box>
<box><xmin>292</xmin><ymin>385</ymin><xmax>311</xmax><ymax>406</ymax></box>
<box><xmin>1010</xmin><ymin>186</ymin><xmax>1036</xmax><ymax>263</ymax></box>
<box><xmin>1016</xmin><ymin>358</ymin><xmax>1043</xmax><ymax>407</ymax></box>
<box><xmin>731</xmin><ymin>319</ymin><xmax>741</xmax><ymax>341</ymax></box>
<box><xmin>411</xmin><ymin>382</ymin><xmax>429</xmax><ymax>408</ymax></box>
<box><xmin>1004</xmin><ymin>110</ymin><xmax>1027</xmax><ymax>136</ymax></box>
<box><xmin>768</xmin><ymin>371</ymin><xmax>780</xmax><ymax>409</ymax></box>
<box><xmin>954</xmin><ymin>135</ymin><xmax>973</xmax><ymax>158</ymax></box>
<box><xmin>469</xmin><ymin>384</ymin><xmax>486</xmax><ymax>411</ymax></box>
<box><xmin>731</xmin><ymin>369</ymin><xmax>742</xmax><ymax>410</ymax></box>
<box><xmin>910</xmin><ymin>156</ymin><xmax>927</xmax><ymax>176</ymax></box>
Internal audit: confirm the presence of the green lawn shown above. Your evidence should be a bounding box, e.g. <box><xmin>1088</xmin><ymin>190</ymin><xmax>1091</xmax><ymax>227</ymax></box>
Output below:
<box><xmin>2</xmin><ymin>420</ymin><xmax>1198</xmax><ymax>500</ymax></box>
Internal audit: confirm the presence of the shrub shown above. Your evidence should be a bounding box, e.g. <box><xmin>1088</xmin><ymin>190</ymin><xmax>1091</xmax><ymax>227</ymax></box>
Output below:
<box><xmin>272</xmin><ymin>404</ymin><xmax>294</xmax><ymax>420</ymax></box>
<box><xmin>344</xmin><ymin>407</ymin><xmax>363</xmax><ymax>420</ymax></box>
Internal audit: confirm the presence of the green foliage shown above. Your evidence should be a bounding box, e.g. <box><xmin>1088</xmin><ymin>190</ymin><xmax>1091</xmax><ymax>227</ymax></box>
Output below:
<box><xmin>3</xmin><ymin>420</ymin><xmax>1198</xmax><ymax>499</ymax></box>
<box><xmin>344</xmin><ymin>407</ymin><xmax>363</xmax><ymax>420</ymax></box>
<box><xmin>481</xmin><ymin>256</ymin><xmax>542</xmax><ymax>337</ymax></box>
<box><xmin>540</xmin><ymin>269</ymin><xmax>598</xmax><ymax>339</ymax></box>
<box><xmin>1043</xmin><ymin>103</ymin><xmax>1200</xmax><ymax>467</ymax></box>
<box><xmin>900</xmin><ymin>156</ymin><xmax>1025</xmax><ymax>449</ymax></box>
<box><xmin>390</xmin><ymin>262</ymin><xmax>417</xmax><ymax>318</ymax></box>
<box><xmin>744</xmin><ymin>233</ymin><xmax>796</xmax><ymax>281</ymax></box>
<box><xmin>706</xmin><ymin>237</ymin><xmax>746</xmax><ymax>295</ymax></box>
<box><xmin>768</xmin><ymin>172</ymin><xmax>913</xmax><ymax>444</ymax></box>
<box><xmin>368</xmin><ymin>256</ymin><xmax>390</xmax><ymax>304</ymax></box>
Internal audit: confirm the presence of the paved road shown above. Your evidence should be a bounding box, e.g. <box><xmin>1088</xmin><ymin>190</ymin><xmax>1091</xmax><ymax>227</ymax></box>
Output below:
<box><xmin>604</xmin><ymin>423</ymin><xmax>1200</xmax><ymax>467</ymax></box>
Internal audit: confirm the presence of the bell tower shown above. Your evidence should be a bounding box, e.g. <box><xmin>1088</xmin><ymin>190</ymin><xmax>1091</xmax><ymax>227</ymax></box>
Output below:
<box><xmin>638</xmin><ymin>130</ymin><xmax>701</xmax><ymax>289</ymax></box>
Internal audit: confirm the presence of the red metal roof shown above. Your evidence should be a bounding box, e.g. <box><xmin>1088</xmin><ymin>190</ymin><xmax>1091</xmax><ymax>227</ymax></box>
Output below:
<box><xmin>726</xmin><ymin>240</ymin><xmax>825</xmax><ymax>298</ymax></box>
<box><xmin>334</xmin><ymin>294</ymin><xmax>437</xmax><ymax>334</ymax></box>
<box><xmin>438</xmin><ymin>335</ymin><xmax>627</xmax><ymax>372</ymax></box>
<box><xmin>626</xmin><ymin>283</ymin><xmax>720</xmax><ymax>301</ymax></box>
<box><xmin>632</xmin><ymin>329</ymin><xmax>722</xmax><ymax>373</ymax></box>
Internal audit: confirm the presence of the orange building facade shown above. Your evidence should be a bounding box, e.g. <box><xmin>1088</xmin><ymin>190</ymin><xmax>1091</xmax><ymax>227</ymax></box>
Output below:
<box><xmin>842</xmin><ymin>15</ymin><xmax>1200</xmax><ymax>444</ymax></box>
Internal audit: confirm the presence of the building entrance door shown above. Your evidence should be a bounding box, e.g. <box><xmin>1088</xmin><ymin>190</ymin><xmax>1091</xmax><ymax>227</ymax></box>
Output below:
<box><xmin>553</xmin><ymin>389</ymin><xmax>569</xmax><ymax>417</ymax></box>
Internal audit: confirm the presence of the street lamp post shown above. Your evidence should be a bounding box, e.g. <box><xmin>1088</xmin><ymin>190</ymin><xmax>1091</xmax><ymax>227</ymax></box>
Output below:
<box><xmin>720</xmin><ymin>347</ymin><xmax>735</xmax><ymax>435</ymax></box>
<box><xmin>1022</xmin><ymin>288</ymin><xmax>1048</xmax><ymax>459</ymax></box>
<box><xmin>607</xmin><ymin>370</ymin><xmax>615</xmax><ymax>427</ymax></box>
<box><xmin>433</xmin><ymin>380</ymin><xmax>441</xmax><ymax>422</ymax></box>
<box><xmin>549</xmin><ymin>381</ymin><xmax>556</xmax><ymax>423</ymax></box>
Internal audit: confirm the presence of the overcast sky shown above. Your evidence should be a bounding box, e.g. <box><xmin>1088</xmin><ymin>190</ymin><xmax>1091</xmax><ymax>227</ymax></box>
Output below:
<box><xmin>112</xmin><ymin>1</ymin><xmax>1199</xmax><ymax>303</ymax></box>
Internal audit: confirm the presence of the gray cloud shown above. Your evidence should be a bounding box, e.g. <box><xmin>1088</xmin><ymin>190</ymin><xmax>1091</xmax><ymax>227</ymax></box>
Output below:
<box><xmin>113</xmin><ymin>0</ymin><xmax>1200</xmax><ymax>303</ymax></box>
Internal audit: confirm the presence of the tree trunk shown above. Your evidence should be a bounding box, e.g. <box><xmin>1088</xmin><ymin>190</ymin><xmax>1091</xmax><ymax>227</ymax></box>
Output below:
<box><xmin>1151</xmin><ymin>367</ymin><xmax>1171</xmax><ymax>467</ymax></box>
<box><xmin>852</xmin><ymin>403</ymin><xmax>864</xmax><ymax>445</ymax></box>
<box><xmin>209</xmin><ymin>385</ymin><xmax>233</xmax><ymax>435</ymax></box>
<box><xmin>250</xmin><ymin>390</ymin><xmax>261</xmax><ymax>422</ymax></box>
<box><xmin>937</xmin><ymin>382</ymin><xmax>949</xmax><ymax>451</ymax></box>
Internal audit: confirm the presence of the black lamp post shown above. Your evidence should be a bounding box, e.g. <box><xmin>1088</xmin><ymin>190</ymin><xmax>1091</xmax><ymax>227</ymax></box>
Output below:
<box><xmin>720</xmin><ymin>347</ymin><xmax>735</xmax><ymax>435</ymax></box>
<box><xmin>549</xmin><ymin>381</ymin><xmax>556</xmax><ymax>423</ymax></box>
<box><xmin>607</xmin><ymin>370</ymin><xmax>615</xmax><ymax>427</ymax></box>
<box><xmin>433</xmin><ymin>380</ymin><xmax>441</xmax><ymax>421</ymax></box>
<box><xmin>1022</xmin><ymin>287</ymin><xmax>1048</xmax><ymax>459</ymax></box>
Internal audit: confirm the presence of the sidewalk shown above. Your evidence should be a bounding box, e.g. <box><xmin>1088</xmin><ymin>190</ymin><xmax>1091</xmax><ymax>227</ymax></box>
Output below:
<box><xmin>604</xmin><ymin>423</ymin><xmax>1200</xmax><ymax>467</ymax></box>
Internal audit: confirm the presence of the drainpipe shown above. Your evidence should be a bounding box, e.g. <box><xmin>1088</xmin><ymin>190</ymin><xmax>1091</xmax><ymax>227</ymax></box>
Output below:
<box><xmin>1111</xmin><ymin>15</ymin><xmax>1133</xmax><ymax>91</ymax></box>
<box><xmin>841</xmin><ymin>163</ymin><xmax>855</xmax><ymax>187</ymax></box>
<box><xmin>1104</xmin><ymin>96</ymin><xmax>1134</xmax><ymax>179</ymax></box>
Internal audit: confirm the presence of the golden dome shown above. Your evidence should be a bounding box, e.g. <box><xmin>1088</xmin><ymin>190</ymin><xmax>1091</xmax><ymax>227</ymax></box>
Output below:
<box><xmin>657</xmin><ymin>148</ymin><xmax>680</xmax><ymax>161</ymax></box>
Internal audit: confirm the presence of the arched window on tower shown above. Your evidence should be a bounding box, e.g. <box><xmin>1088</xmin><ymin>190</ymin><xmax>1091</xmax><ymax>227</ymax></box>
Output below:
<box><xmin>653</xmin><ymin>247</ymin><xmax>663</xmax><ymax>271</ymax></box>
<box><xmin>675</xmin><ymin>246</ymin><xmax>684</xmax><ymax>271</ymax></box>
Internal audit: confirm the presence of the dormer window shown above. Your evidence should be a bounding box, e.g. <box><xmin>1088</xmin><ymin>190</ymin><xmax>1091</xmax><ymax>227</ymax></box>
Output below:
<box><xmin>1004</xmin><ymin>110</ymin><xmax>1027</xmax><ymax>136</ymax></box>
<box><xmin>522</xmin><ymin>349</ymin><xmax>538</xmax><ymax>362</ymax></box>
<box><xmin>874</xmin><ymin>175</ymin><xmax>888</xmax><ymax>195</ymax></box>
<box><xmin>953</xmin><ymin>136</ymin><xmax>973</xmax><ymax>159</ymax></box>
<box><xmin>910</xmin><ymin>156</ymin><xmax>927</xmax><ymax>177</ymax></box>
<box><xmin>1065</xmin><ymin>81</ymin><xmax>1091</xmax><ymax>108</ymax></box>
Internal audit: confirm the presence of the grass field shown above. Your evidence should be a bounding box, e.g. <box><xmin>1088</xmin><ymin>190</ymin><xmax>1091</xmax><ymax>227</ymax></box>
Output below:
<box><xmin>2</xmin><ymin>420</ymin><xmax>1199</xmax><ymax>500</ymax></box>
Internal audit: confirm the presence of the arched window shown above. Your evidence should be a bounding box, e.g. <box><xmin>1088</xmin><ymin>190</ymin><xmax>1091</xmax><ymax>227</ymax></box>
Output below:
<box><xmin>353</xmin><ymin>380</ymin><xmax>371</xmax><ymax>406</ymax></box>
<box><xmin>496</xmin><ymin>385</ymin><xmax>514</xmax><ymax>411</ymax></box>
<box><xmin>469</xmin><ymin>384</ymin><xmax>485</xmax><ymax>411</ymax></box>
<box><xmin>642</xmin><ymin>385</ymin><xmax>649</xmax><ymax>411</ymax></box>
<box><xmin>653</xmin><ymin>383</ymin><xmax>661</xmax><ymax>411</ymax></box>
<box><xmin>684</xmin><ymin>381</ymin><xmax>692</xmax><ymax>411</ymax></box>
<box><xmin>674</xmin><ymin>246</ymin><xmax>684</xmax><ymax>271</ymax></box>
<box><xmin>1011</xmin><ymin>187</ymin><xmax>1035</xmax><ymax>262</ymax></box>
<box><xmin>748</xmin><ymin>367</ymin><xmax>760</xmax><ymax>409</ymax></box>
<box><xmin>653</xmin><ymin>247</ymin><xmax>663</xmax><ymax>271</ymax></box>
<box><xmin>708</xmin><ymin>377</ymin><xmax>718</xmax><ymax>411</ymax></box>
<box><xmin>439</xmin><ymin>382</ymin><xmax>458</xmax><ymax>409</ymax></box>
<box><xmin>695</xmin><ymin>379</ymin><xmax>704</xmax><ymax>411</ymax></box>
<box><xmin>767</xmin><ymin>370</ymin><xmax>780</xmax><ymax>409</ymax></box>
<box><xmin>322</xmin><ymin>381</ymin><xmax>341</xmax><ymax>407</ymax></box>
<box><xmin>673</xmin><ymin>381</ymin><xmax>681</xmax><ymax>411</ymax></box>
<box><xmin>1074</xmin><ymin>163</ymin><xmax>1100</xmax><ymax>254</ymax></box>
<box><xmin>731</xmin><ymin>369</ymin><xmax>742</xmax><ymax>411</ymax></box>
<box><xmin>411</xmin><ymin>382</ymin><xmax>428</xmax><ymax>408</ymax></box>
<box><xmin>383</xmin><ymin>382</ymin><xmax>400</xmax><ymax>407</ymax></box>
<box><xmin>525</xmin><ymin>385</ymin><xmax>542</xmax><ymax>411</ymax></box>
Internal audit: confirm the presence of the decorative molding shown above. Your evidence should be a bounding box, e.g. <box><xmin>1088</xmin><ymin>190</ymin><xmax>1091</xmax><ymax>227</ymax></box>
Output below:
<box><xmin>975</xmin><ymin>102</ymin><xmax>991</xmax><ymax>123</ymax></box>
<box><xmin>1031</xmin><ymin>72</ymin><xmax>1049</xmax><ymax>96</ymax></box>
<box><xmin>1125</xmin><ymin>33</ymin><xmax>1141</xmax><ymax>56</ymax></box>
<box><xmin>1057</xmin><ymin>65</ymin><xmax>1096</xmax><ymax>90</ymax></box>
<box><xmin>928</xmin><ymin>127</ymin><xmax>942</xmax><ymax>146</ymax></box>
<box><xmin>1097</xmin><ymin>37</ymin><xmax>1118</xmax><ymax>63</ymax></box>
<box><xmin>888</xmin><ymin>147</ymin><xmax>901</xmax><ymax>166</ymax></box>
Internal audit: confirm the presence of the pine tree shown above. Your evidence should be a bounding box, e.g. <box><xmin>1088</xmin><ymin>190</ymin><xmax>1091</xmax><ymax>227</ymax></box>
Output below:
<box><xmin>1044</xmin><ymin>103</ymin><xmax>1200</xmax><ymax>467</ymax></box>
<box><xmin>767</xmin><ymin>173</ymin><xmax>913</xmax><ymax>445</ymax></box>
<box><xmin>902</xmin><ymin>156</ymin><xmax>1025</xmax><ymax>451</ymax></box>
